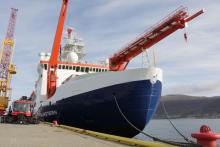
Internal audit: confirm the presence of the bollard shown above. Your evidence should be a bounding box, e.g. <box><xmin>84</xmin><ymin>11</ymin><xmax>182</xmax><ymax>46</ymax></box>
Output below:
<box><xmin>52</xmin><ymin>120</ymin><xmax>59</xmax><ymax>126</ymax></box>
<box><xmin>191</xmin><ymin>125</ymin><xmax>220</xmax><ymax>147</ymax></box>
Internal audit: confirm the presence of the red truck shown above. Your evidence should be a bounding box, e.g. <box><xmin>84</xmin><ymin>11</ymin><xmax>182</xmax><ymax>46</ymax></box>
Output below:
<box><xmin>5</xmin><ymin>96</ymin><xmax>38</xmax><ymax>124</ymax></box>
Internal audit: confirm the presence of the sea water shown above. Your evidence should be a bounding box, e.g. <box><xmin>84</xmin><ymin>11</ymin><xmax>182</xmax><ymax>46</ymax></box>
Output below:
<box><xmin>135</xmin><ymin>119</ymin><xmax>220</xmax><ymax>144</ymax></box>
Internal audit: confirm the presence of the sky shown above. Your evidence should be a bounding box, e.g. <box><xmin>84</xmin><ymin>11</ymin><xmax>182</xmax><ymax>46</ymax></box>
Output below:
<box><xmin>0</xmin><ymin>0</ymin><xmax>219</xmax><ymax>100</ymax></box>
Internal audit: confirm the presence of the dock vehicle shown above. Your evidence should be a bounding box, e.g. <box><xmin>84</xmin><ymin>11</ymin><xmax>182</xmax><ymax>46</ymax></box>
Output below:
<box><xmin>6</xmin><ymin>96</ymin><xmax>38</xmax><ymax>124</ymax></box>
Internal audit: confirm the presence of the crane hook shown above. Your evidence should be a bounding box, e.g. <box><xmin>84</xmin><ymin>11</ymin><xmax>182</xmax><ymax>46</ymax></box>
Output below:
<box><xmin>184</xmin><ymin>28</ymin><xmax>188</xmax><ymax>43</ymax></box>
<box><xmin>184</xmin><ymin>32</ymin><xmax>187</xmax><ymax>42</ymax></box>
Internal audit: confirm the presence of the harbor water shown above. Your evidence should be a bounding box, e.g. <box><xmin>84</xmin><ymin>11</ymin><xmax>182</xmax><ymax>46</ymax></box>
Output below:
<box><xmin>136</xmin><ymin>119</ymin><xmax>220</xmax><ymax>144</ymax></box>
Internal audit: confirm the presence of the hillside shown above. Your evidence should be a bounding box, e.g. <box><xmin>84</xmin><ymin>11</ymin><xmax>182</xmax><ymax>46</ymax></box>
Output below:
<box><xmin>153</xmin><ymin>95</ymin><xmax>220</xmax><ymax>119</ymax></box>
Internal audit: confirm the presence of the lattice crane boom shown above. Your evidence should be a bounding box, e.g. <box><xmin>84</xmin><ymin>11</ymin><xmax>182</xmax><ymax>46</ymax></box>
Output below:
<box><xmin>109</xmin><ymin>7</ymin><xmax>204</xmax><ymax>71</ymax></box>
<box><xmin>0</xmin><ymin>8</ymin><xmax>18</xmax><ymax>114</ymax></box>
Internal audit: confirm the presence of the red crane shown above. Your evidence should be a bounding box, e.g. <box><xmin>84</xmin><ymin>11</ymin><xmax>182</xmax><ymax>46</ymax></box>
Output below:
<box><xmin>109</xmin><ymin>6</ymin><xmax>204</xmax><ymax>71</ymax></box>
<box><xmin>47</xmin><ymin>0</ymin><xmax>69</xmax><ymax>98</ymax></box>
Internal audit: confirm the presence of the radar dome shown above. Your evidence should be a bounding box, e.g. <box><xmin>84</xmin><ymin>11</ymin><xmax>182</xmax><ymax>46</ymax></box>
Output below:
<box><xmin>66</xmin><ymin>52</ymin><xmax>78</xmax><ymax>62</ymax></box>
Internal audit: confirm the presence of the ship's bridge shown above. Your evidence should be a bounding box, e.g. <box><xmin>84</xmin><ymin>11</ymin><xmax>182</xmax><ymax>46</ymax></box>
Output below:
<box><xmin>40</xmin><ymin>61</ymin><xmax>108</xmax><ymax>73</ymax></box>
<box><xmin>36</xmin><ymin>59</ymin><xmax>109</xmax><ymax>98</ymax></box>
<box><xmin>36</xmin><ymin>27</ymin><xmax>109</xmax><ymax>98</ymax></box>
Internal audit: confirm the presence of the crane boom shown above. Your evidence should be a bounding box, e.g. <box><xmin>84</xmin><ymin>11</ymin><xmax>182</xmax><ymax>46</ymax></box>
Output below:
<box><xmin>47</xmin><ymin>0</ymin><xmax>69</xmax><ymax>98</ymax></box>
<box><xmin>109</xmin><ymin>6</ymin><xmax>204</xmax><ymax>71</ymax></box>
<box><xmin>0</xmin><ymin>8</ymin><xmax>18</xmax><ymax>114</ymax></box>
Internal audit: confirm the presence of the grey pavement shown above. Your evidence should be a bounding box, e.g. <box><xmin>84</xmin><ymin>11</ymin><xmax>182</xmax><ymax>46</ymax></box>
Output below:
<box><xmin>0</xmin><ymin>123</ymin><xmax>129</xmax><ymax>147</ymax></box>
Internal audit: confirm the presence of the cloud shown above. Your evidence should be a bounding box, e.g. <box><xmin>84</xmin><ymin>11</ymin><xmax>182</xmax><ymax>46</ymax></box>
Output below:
<box><xmin>163</xmin><ymin>80</ymin><xmax>220</xmax><ymax>96</ymax></box>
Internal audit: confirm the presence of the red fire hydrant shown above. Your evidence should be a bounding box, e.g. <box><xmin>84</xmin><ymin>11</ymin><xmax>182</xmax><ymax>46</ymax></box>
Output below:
<box><xmin>191</xmin><ymin>125</ymin><xmax>220</xmax><ymax>147</ymax></box>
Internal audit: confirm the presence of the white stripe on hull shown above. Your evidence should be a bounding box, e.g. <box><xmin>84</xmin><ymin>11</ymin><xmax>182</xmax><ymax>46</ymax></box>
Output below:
<box><xmin>37</xmin><ymin>67</ymin><xmax>162</xmax><ymax>108</ymax></box>
<box><xmin>52</xmin><ymin>67</ymin><xmax>162</xmax><ymax>101</ymax></box>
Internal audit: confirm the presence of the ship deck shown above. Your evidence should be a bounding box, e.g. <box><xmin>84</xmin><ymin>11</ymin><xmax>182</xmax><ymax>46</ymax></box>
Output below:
<box><xmin>0</xmin><ymin>123</ymin><xmax>175</xmax><ymax>147</ymax></box>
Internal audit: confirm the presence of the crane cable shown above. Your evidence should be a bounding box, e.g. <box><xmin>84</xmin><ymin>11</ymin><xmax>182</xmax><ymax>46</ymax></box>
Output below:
<box><xmin>184</xmin><ymin>28</ymin><xmax>188</xmax><ymax>42</ymax></box>
<box><xmin>152</xmin><ymin>48</ymin><xmax>157</xmax><ymax>67</ymax></box>
<box><xmin>112</xmin><ymin>94</ymin><xmax>200</xmax><ymax>147</ymax></box>
<box><xmin>141</xmin><ymin>48</ymin><xmax>150</xmax><ymax>68</ymax></box>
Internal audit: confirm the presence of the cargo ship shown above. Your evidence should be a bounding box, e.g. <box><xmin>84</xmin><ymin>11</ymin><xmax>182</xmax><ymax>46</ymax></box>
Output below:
<box><xmin>31</xmin><ymin>0</ymin><xmax>203</xmax><ymax>138</ymax></box>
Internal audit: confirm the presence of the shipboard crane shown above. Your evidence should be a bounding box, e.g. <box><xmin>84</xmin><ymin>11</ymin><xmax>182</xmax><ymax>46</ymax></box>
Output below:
<box><xmin>0</xmin><ymin>8</ymin><xmax>18</xmax><ymax>114</ymax></box>
<box><xmin>47</xmin><ymin>0</ymin><xmax>69</xmax><ymax>98</ymax></box>
<box><xmin>109</xmin><ymin>6</ymin><xmax>204</xmax><ymax>71</ymax></box>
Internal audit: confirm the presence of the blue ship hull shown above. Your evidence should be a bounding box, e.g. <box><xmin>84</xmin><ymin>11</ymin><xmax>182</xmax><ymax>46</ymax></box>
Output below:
<box><xmin>39</xmin><ymin>79</ymin><xmax>162</xmax><ymax>137</ymax></box>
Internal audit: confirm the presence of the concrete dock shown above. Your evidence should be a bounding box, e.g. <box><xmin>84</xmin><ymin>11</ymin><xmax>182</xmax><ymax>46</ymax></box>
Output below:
<box><xmin>0</xmin><ymin>123</ymin><xmax>128</xmax><ymax>147</ymax></box>
<box><xmin>0</xmin><ymin>123</ymin><xmax>175</xmax><ymax>147</ymax></box>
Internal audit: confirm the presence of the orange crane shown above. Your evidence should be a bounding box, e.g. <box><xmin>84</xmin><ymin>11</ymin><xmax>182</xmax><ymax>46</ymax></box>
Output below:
<box><xmin>0</xmin><ymin>8</ymin><xmax>18</xmax><ymax>115</ymax></box>
<box><xmin>47</xmin><ymin>0</ymin><xmax>69</xmax><ymax>98</ymax></box>
<box><xmin>109</xmin><ymin>6</ymin><xmax>204</xmax><ymax>71</ymax></box>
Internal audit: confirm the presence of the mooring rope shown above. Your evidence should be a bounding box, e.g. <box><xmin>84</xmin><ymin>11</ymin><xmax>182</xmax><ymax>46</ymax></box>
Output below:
<box><xmin>161</xmin><ymin>100</ymin><xmax>196</xmax><ymax>144</ymax></box>
<box><xmin>112</xmin><ymin>93</ymin><xmax>200</xmax><ymax>147</ymax></box>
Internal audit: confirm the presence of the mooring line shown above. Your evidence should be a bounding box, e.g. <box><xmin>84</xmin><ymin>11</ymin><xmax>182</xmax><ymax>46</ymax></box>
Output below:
<box><xmin>112</xmin><ymin>93</ymin><xmax>200</xmax><ymax>147</ymax></box>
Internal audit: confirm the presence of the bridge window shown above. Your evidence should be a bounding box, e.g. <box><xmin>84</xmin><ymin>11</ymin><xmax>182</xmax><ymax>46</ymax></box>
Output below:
<box><xmin>85</xmin><ymin>67</ymin><xmax>89</xmax><ymax>73</ymax></box>
<box><xmin>96</xmin><ymin>68</ymin><xmax>98</xmax><ymax>72</ymax></box>
<box><xmin>58</xmin><ymin>65</ymin><xmax>61</xmax><ymax>69</ymax></box>
<box><xmin>65</xmin><ymin>65</ymin><xmax>68</xmax><ymax>69</ymax></box>
<box><xmin>93</xmin><ymin>68</ymin><xmax>96</xmax><ymax>72</ymax></box>
<box><xmin>62</xmin><ymin>65</ymin><xmax>65</xmax><ymax>69</ymax></box>
<box><xmin>76</xmin><ymin>66</ymin><xmax>80</xmax><ymax>72</ymax></box>
<box><xmin>99</xmin><ymin>69</ymin><xmax>101</xmax><ymax>72</ymax></box>
<box><xmin>69</xmin><ymin>66</ymin><xmax>72</xmax><ymax>70</ymax></box>
<box><xmin>73</xmin><ymin>66</ymin><xmax>76</xmax><ymax>70</ymax></box>
<box><xmin>81</xmin><ymin>67</ymin><xmax>85</xmax><ymax>72</ymax></box>
<box><xmin>44</xmin><ymin>64</ymin><xmax>47</xmax><ymax>70</ymax></box>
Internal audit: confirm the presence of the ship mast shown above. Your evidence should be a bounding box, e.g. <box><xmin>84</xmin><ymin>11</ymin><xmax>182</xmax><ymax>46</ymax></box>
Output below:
<box><xmin>47</xmin><ymin>0</ymin><xmax>69</xmax><ymax>98</ymax></box>
<box><xmin>109</xmin><ymin>7</ymin><xmax>204</xmax><ymax>71</ymax></box>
